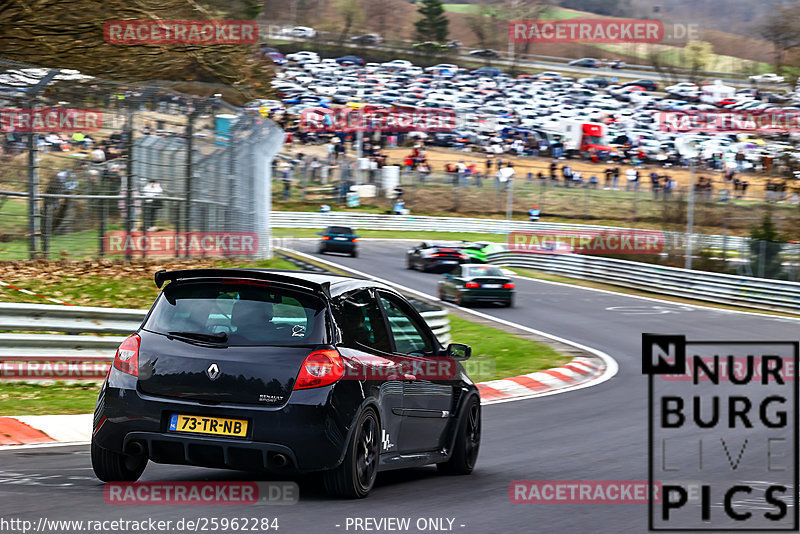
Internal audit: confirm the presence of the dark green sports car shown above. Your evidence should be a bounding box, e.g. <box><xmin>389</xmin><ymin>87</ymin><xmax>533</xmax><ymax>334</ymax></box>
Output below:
<box><xmin>437</xmin><ymin>264</ymin><xmax>515</xmax><ymax>307</ymax></box>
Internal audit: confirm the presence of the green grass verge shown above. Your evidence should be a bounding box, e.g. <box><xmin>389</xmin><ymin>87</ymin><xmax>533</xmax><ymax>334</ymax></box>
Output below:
<box><xmin>0</xmin><ymin>383</ymin><xmax>100</xmax><ymax>416</ymax></box>
<box><xmin>449</xmin><ymin>315</ymin><xmax>569</xmax><ymax>382</ymax></box>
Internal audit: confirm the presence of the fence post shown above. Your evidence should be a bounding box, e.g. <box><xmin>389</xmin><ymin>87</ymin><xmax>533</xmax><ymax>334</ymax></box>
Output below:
<box><xmin>27</xmin><ymin>128</ymin><xmax>40</xmax><ymax>259</ymax></box>
<box><xmin>24</xmin><ymin>69</ymin><xmax>59</xmax><ymax>259</ymax></box>
<box><xmin>124</xmin><ymin>99</ymin><xmax>135</xmax><ymax>261</ymax></box>
<box><xmin>183</xmin><ymin>109</ymin><xmax>196</xmax><ymax>258</ymax></box>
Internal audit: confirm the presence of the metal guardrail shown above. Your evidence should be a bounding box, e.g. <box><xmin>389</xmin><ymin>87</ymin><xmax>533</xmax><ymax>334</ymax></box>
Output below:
<box><xmin>486</xmin><ymin>251</ymin><xmax>800</xmax><ymax>313</ymax></box>
<box><xmin>270</xmin><ymin>211</ymin><xmax>746</xmax><ymax>250</ymax></box>
<box><xmin>0</xmin><ymin>292</ymin><xmax>451</xmax><ymax>380</ymax></box>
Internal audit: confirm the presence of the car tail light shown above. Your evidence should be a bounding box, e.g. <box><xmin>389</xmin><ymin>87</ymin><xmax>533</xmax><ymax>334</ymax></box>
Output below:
<box><xmin>351</xmin><ymin>238</ymin><xmax>358</xmax><ymax>242</ymax></box>
<box><xmin>113</xmin><ymin>334</ymin><xmax>140</xmax><ymax>377</ymax></box>
<box><xmin>322</xmin><ymin>236</ymin><xmax>330</xmax><ymax>240</ymax></box>
<box><xmin>295</xmin><ymin>349</ymin><xmax>344</xmax><ymax>390</ymax></box>
<box><xmin>465</xmin><ymin>282</ymin><xmax>480</xmax><ymax>288</ymax></box>
<box><xmin>503</xmin><ymin>283</ymin><xmax>515</xmax><ymax>289</ymax></box>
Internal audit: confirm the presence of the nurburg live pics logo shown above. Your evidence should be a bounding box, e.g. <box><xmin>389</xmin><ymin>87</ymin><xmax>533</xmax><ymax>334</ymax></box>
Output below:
<box><xmin>643</xmin><ymin>334</ymin><xmax>798</xmax><ymax>531</ymax></box>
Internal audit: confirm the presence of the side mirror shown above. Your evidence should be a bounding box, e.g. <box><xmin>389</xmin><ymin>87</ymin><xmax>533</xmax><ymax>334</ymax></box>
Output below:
<box><xmin>443</xmin><ymin>273</ymin><xmax>452</xmax><ymax>278</ymax></box>
<box><xmin>446</xmin><ymin>343</ymin><xmax>471</xmax><ymax>361</ymax></box>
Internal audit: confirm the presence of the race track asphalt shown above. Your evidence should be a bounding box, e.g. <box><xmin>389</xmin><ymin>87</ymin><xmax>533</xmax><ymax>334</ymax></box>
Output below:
<box><xmin>1</xmin><ymin>239</ymin><xmax>796</xmax><ymax>533</ymax></box>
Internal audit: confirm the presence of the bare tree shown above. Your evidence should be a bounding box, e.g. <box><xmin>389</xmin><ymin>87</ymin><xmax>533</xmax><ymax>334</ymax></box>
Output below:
<box><xmin>334</xmin><ymin>0</ymin><xmax>363</xmax><ymax>42</ymax></box>
<box><xmin>465</xmin><ymin>6</ymin><xmax>495</xmax><ymax>50</ymax></box>
<box><xmin>757</xmin><ymin>4</ymin><xmax>800</xmax><ymax>73</ymax></box>
<box><xmin>363</xmin><ymin>0</ymin><xmax>391</xmax><ymax>38</ymax></box>
<box><xmin>0</xmin><ymin>0</ymin><xmax>272</xmax><ymax>101</ymax></box>
<box><xmin>507</xmin><ymin>0</ymin><xmax>553</xmax><ymax>75</ymax></box>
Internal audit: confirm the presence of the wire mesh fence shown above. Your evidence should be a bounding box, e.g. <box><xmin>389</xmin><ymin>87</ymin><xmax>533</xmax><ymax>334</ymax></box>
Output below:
<box><xmin>0</xmin><ymin>58</ymin><xmax>282</xmax><ymax>260</ymax></box>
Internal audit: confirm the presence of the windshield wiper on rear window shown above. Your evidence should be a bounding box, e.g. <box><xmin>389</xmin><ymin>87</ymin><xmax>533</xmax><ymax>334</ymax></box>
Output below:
<box><xmin>167</xmin><ymin>331</ymin><xmax>228</xmax><ymax>343</ymax></box>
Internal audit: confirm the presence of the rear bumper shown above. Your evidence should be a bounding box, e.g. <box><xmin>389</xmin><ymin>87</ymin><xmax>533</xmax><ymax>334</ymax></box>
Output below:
<box><xmin>93</xmin><ymin>383</ymin><xmax>358</xmax><ymax>472</ymax></box>
<box><xmin>122</xmin><ymin>431</ymin><xmax>298</xmax><ymax>472</ymax></box>
<box><xmin>424</xmin><ymin>260</ymin><xmax>463</xmax><ymax>272</ymax></box>
<box><xmin>460</xmin><ymin>289</ymin><xmax>513</xmax><ymax>303</ymax></box>
<box><xmin>321</xmin><ymin>240</ymin><xmax>356</xmax><ymax>252</ymax></box>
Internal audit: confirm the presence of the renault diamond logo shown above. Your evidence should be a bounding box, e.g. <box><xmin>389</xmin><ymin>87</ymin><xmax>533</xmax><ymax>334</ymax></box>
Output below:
<box><xmin>206</xmin><ymin>363</ymin><xmax>220</xmax><ymax>381</ymax></box>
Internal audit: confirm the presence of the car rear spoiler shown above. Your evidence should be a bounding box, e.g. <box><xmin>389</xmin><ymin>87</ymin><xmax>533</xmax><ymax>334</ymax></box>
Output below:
<box><xmin>154</xmin><ymin>269</ymin><xmax>332</xmax><ymax>299</ymax></box>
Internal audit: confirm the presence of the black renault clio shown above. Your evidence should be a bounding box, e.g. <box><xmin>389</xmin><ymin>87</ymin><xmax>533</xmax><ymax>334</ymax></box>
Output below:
<box><xmin>92</xmin><ymin>269</ymin><xmax>480</xmax><ymax>498</ymax></box>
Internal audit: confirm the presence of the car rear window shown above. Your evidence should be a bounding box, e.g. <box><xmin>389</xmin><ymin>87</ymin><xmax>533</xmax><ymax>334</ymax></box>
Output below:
<box><xmin>466</xmin><ymin>266</ymin><xmax>505</xmax><ymax>277</ymax></box>
<box><xmin>144</xmin><ymin>281</ymin><xmax>328</xmax><ymax>346</ymax></box>
<box><xmin>327</xmin><ymin>226</ymin><xmax>353</xmax><ymax>235</ymax></box>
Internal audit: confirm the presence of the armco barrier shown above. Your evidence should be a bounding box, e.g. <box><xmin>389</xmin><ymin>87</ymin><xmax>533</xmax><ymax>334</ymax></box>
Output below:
<box><xmin>270</xmin><ymin>211</ymin><xmax>746</xmax><ymax>251</ymax></box>
<box><xmin>0</xmin><ymin>296</ymin><xmax>450</xmax><ymax>380</ymax></box>
<box><xmin>485</xmin><ymin>251</ymin><xmax>800</xmax><ymax>313</ymax></box>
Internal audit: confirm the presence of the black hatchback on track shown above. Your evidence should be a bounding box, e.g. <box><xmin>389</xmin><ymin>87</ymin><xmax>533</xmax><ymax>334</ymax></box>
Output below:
<box><xmin>318</xmin><ymin>226</ymin><xmax>358</xmax><ymax>257</ymax></box>
<box><xmin>91</xmin><ymin>269</ymin><xmax>480</xmax><ymax>498</ymax></box>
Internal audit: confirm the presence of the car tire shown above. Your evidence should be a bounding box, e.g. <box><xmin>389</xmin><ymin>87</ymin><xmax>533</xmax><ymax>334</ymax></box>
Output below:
<box><xmin>351</xmin><ymin>249</ymin><xmax>358</xmax><ymax>258</ymax></box>
<box><xmin>91</xmin><ymin>438</ymin><xmax>147</xmax><ymax>482</ymax></box>
<box><xmin>455</xmin><ymin>292</ymin><xmax>465</xmax><ymax>307</ymax></box>
<box><xmin>505</xmin><ymin>295</ymin><xmax>514</xmax><ymax>308</ymax></box>
<box><xmin>407</xmin><ymin>258</ymin><xmax>415</xmax><ymax>270</ymax></box>
<box><xmin>324</xmin><ymin>407</ymin><xmax>380</xmax><ymax>498</ymax></box>
<box><xmin>437</xmin><ymin>284</ymin><xmax>446</xmax><ymax>302</ymax></box>
<box><xmin>438</xmin><ymin>396</ymin><xmax>480</xmax><ymax>475</ymax></box>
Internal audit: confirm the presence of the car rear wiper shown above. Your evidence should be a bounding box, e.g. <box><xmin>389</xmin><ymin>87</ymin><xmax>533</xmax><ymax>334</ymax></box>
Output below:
<box><xmin>167</xmin><ymin>331</ymin><xmax>228</xmax><ymax>343</ymax></box>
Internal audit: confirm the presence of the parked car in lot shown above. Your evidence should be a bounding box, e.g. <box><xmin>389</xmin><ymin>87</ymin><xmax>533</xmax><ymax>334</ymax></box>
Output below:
<box><xmin>351</xmin><ymin>34</ymin><xmax>383</xmax><ymax>45</ymax></box>
<box><xmin>622</xmin><ymin>79</ymin><xmax>658</xmax><ymax>91</ymax></box>
<box><xmin>425</xmin><ymin>63</ymin><xmax>459</xmax><ymax>75</ymax></box>
<box><xmin>280</xmin><ymin>26</ymin><xmax>317</xmax><ymax>38</ymax></box>
<box><xmin>579</xmin><ymin>77</ymin><xmax>610</xmax><ymax>88</ymax></box>
<box><xmin>334</xmin><ymin>55</ymin><xmax>365</xmax><ymax>66</ymax></box>
<box><xmin>569</xmin><ymin>58</ymin><xmax>600</xmax><ymax>68</ymax></box>
<box><xmin>407</xmin><ymin>243</ymin><xmax>469</xmax><ymax>272</ymax></box>
<box><xmin>413</xmin><ymin>41</ymin><xmax>448</xmax><ymax>53</ymax></box>
<box><xmin>285</xmin><ymin>50</ymin><xmax>319</xmax><ymax>63</ymax></box>
<box><xmin>91</xmin><ymin>269</ymin><xmax>480</xmax><ymax>497</ymax></box>
<box><xmin>470</xmin><ymin>66</ymin><xmax>503</xmax><ymax>77</ymax></box>
<box><xmin>749</xmin><ymin>73</ymin><xmax>784</xmax><ymax>84</ymax></box>
<box><xmin>318</xmin><ymin>226</ymin><xmax>358</xmax><ymax>256</ymax></box>
<box><xmin>469</xmin><ymin>49</ymin><xmax>500</xmax><ymax>59</ymax></box>
<box><xmin>437</xmin><ymin>264</ymin><xmax>515</xmax><ymax>307</ymax></box>
<box><xmin>382</xmin><ymin>59</ymin><xmax>413</xmax><ymax>70</ymax></box>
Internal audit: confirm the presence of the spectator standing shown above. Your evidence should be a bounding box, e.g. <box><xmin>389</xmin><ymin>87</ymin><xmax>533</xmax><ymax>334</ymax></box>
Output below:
<box><xmin>141</xmin><ymin>179</ymin><xmax>163</xmax><ymax>231</ymax></box>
